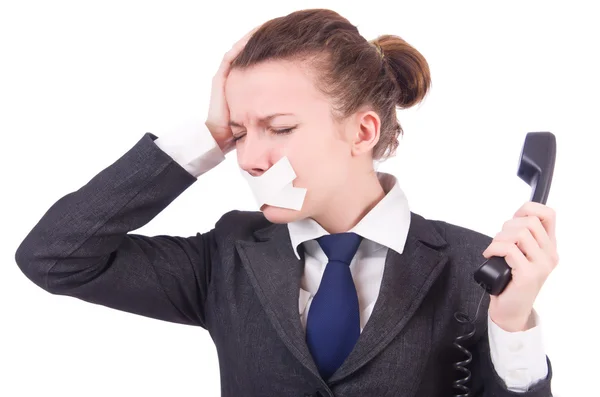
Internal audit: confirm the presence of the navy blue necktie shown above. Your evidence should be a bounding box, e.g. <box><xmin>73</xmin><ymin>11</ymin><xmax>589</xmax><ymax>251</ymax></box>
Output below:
<box><xmin>305</xmin><ymin>232</ymin><xmax>362</xmax><ymax>380</ymax></box>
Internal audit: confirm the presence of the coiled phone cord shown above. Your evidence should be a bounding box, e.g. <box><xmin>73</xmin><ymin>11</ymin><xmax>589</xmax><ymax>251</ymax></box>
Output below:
<box><xmin>452</xmin><ymin>286</ymin><xmax>487</xmax><ymax>397</ymax></box>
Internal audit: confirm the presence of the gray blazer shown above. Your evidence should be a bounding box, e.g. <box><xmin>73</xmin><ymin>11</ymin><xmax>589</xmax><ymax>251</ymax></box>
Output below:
<box><xmin>15</xmin><ymin>132</ymin><xmax>553</xmax><ymax>396</ymax></box>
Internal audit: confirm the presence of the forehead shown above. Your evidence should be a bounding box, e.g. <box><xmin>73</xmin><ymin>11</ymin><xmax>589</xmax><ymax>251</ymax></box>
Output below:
<box><xmin>225</xmin><ymin>60</ymin><xmax>330</xmax><ymax>123</ymax></box>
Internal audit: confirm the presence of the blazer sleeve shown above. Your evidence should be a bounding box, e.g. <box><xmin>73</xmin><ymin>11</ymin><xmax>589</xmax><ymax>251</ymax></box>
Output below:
<box><xmin>14</xmin><ymin>132</ymin><xmax>216</xmax><ymax>329</ymax></box>
<box><xmin>472</xmin><ymin>322</ymin><xmax>553</xmax><ymax>396</ymax></box>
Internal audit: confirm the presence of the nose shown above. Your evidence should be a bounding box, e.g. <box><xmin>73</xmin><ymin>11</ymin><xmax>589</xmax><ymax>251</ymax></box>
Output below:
<box><xmin>237</xmin><ymin>133</ymin><xmax>272</xmax><ymax>177</ymax></box>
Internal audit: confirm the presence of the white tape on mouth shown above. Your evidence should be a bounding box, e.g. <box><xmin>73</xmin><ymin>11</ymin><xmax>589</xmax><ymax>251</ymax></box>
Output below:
<box><xmin>240</xmin><ymin>156</ymin><xmax>307</xmax><ymax>211</ymax></box>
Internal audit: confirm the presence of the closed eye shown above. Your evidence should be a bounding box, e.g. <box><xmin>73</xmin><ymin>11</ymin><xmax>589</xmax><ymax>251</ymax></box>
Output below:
<box><xmin>272</xmin><ymin>127</ymin><xmax>295</xmax><ymax>134</ymax></box>
<box><xmin>233</xmin><ymin>126</ymin><xmax>296</xmax><ymax>142</ymax></box>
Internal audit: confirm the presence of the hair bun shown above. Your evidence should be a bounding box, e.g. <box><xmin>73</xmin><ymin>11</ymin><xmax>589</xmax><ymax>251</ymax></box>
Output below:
<box><xmin>373</xmin><ymin>35</ymin><xmax>431</xmax><ymax>108</ymax></box>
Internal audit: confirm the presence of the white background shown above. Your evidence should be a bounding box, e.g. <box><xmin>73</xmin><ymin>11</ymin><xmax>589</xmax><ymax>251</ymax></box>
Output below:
<box><xmin>1</xmin><ymin>1</ymin><xmax>598</xmax><ymax>396</ymax></box>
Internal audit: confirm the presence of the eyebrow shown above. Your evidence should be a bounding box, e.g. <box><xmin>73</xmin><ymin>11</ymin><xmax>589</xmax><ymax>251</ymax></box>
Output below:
<box><xmin>229</xmin><ymin>113</ymin><xmax>296</xmax><ymax>128</ymax></box>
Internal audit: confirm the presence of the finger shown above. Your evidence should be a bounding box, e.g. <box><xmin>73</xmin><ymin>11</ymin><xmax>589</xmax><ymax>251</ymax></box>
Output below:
<box><xmin>483</xmin><ymin>241</ymin><xmax>530</xmax><ymax>271</ymax></box>
<box><xmin>503</xmin><ymin>223</ymin><xmax>558</xmax><ymax>274</ymax></box>
<box><xmin>493</xmin><ymin>228</ymin><xmax>544</xmax><ymax>264</ymax></box>
<box><xmin>502</xmin><ymin>215</ymin><xmax>553</xmax><ymax>255</ymax></box>
<box><xmin>514</xmin><ymin>202</ymin><xmax>557</xmax><ymax>245</ymax></box>
<box><xmin>243</xmin><ymin>24</ymin><xmax>262</xmax><ymax>41</ymax></box>
<box><xmin>227</xmin><ymin>25</ymin><xmax>261</xmax><ymax>61</ymax></box>
<box><xmin>216</xmin><ymin>49</ymin><xmax>238</xmax><ymax>80</ymax></box>
<box><xmin>511</xmin><ymin>215</ymin><xmax>557</xmax><ymax>264</ymax></box>
<box><xmin>215</xmin><ymin>27</ymin><xmax>259</xmax><ymax>81</ymax></box>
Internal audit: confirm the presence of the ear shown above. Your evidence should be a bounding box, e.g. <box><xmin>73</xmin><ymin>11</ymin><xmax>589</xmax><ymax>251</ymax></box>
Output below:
<box><xmin>350</xmin><ymin>110</ymin><xmax>380</xmax><ymax>156</ymax></box>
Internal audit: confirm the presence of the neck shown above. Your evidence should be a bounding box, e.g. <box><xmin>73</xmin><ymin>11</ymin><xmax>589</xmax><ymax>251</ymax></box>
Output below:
<box><xmin>312</xmin><ymin>169</ymin><xmax>385</xmax><ymax>234</ymax></box>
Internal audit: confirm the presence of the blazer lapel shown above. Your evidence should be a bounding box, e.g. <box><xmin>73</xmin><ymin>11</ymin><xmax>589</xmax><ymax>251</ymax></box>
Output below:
<box><xmin>328</xmin><ymin>211</ymin><xmax>449</xmax><ymax>386</ymax></box>
<box><xmin>235</xmin><ymin>222</ymin><xmax>321</xmax><ymax>379</ymax></box>
<box><xmin>235</xmin><ymin>211</ymin><xmax>449</xmax><ymax>389</ymax></box>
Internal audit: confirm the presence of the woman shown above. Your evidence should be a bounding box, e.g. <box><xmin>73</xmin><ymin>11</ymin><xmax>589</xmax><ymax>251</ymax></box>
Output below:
<box><xmin>15</xmin><ymin>8</ymin><xmax>557</xmax><ymax>397</ymax></box>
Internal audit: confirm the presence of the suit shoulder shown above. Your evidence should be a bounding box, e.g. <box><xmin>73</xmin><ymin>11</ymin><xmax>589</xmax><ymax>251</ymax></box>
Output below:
<box><xmin>418</xmin><ymin>215</ymin><xmax>494</xmax><ymax>275</ymax></box>
<box><xmin>428</xmin><ymin>217</ymin><xmax>493</xmax><ymax>252</ymax></box>
<box><xmin>214</xmin><ymin>209</ymin><xmax>271</xmax><ymax>239</ymax></box>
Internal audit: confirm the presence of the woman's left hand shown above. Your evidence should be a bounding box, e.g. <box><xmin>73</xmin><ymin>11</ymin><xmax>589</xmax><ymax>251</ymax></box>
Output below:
<box><xmin>483</xmin><ymin>201</ymin><xmax>560</xmax><ymax>332</ymax></box>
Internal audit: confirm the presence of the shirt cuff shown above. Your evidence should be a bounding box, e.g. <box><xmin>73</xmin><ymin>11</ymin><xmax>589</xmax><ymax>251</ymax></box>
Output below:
<box><xmin>487</xmin><ymin>309</ymin><xmax>549</xmax><ymax>392</ymax></box>
<box><xmin>153</xmin><ymin>123</ymin><xmax>226</xmax><ymax>178</ymax></box>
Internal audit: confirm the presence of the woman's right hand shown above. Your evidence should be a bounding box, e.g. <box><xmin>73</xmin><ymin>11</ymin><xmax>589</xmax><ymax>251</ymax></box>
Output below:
<box><xmin>206</xmin><ymin>26</ymin><xmax>260</xmax><ymax>154</ymax></box>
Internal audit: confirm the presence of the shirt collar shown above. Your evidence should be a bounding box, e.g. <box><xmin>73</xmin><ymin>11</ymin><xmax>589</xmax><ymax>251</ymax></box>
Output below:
<box><xmin>287</xmin><ymin>172</ymin><xmax>411</xmax><ymax>259</ymax></box>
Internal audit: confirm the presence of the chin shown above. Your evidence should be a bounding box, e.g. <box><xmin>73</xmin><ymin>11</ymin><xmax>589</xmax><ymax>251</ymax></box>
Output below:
<box><xmin>260</xmin><ymin>204</ymin><xmax>304</xmax><ymax>224</ymax></box>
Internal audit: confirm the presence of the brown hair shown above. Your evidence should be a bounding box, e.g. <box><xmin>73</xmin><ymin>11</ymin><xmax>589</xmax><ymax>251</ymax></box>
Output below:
<box><xmin>231</xmin><ymin>8</ymin><xmax>431</xmax><ymax>160</ymax></box>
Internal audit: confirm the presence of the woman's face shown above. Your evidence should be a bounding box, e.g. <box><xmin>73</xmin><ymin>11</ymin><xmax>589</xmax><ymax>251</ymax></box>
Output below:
<box><xmin>225</xmin><ymin>60</ymin><xmax>356</xmax><ymax>224</ymax></box>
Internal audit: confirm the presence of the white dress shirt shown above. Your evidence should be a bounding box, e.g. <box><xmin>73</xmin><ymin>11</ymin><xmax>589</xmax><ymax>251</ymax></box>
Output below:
<box><xmin>153</xmin><ymin>126</ymin><xmax>548</xmax><ymax>392</ymax></box>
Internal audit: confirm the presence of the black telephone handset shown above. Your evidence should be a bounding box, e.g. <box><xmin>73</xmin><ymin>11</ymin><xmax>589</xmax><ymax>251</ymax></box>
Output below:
<box><xmin>473</xmin><ymin>132</ymin><xmax>557</xmax><ymax>295</ymax></box>
<box><xmin>453</xmin><ymin>132</ymin><xmax>557</xmax><ymax>396</ymax></box>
